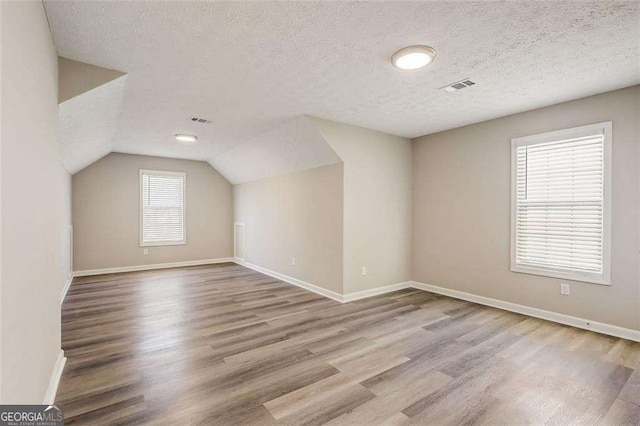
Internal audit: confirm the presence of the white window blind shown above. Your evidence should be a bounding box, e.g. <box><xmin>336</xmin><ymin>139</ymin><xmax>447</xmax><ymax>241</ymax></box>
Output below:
<box><xmin>140</xmin><ymin>170</ymin><xmax>186</xmax><ymax>246</ymax></box>
<box><xmin>511</xmin><ymin>122</ymin><xmax>611</xmax><ymax>285</ymax></box>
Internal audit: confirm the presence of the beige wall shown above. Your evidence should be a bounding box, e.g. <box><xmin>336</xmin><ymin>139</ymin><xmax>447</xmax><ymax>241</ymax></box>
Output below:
<box><xmin>58</xmin><ymin>57</ymin><xmax>125</xmax><ymax>104</ymax></box>
<box><xmin>1</xmin><ymin>0</ymin><xmax>3</xmax><ymax>400</ymax></box>
<box><xmin>310</xmin><ymin>118</ymin><xmax>412</xmax><ymax>295</ymax></box>
<box><xmin>413</xmin><ymin>86</ymin><xmax>639</xmax><ymax>331</ymax></box>
<box><xmin>234</xmin><ymin>164</ymin><xmax>344</xmax><ymax>294</ymax></box>
<box><xmin>72</xmin><ymin>153</ymin><xmax>233</xmax><ymax>271</ymax></box>
<box><xmin>1</xmin><ymin>0</ymin><xmax>71</xmax><ymax>403</ymax></box>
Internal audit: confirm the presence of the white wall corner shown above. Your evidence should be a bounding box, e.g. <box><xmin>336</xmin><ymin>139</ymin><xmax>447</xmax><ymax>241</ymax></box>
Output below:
<box><xmin>43</xmin><ymin>350</ymin><xmax>66</xmax><ymax>405</ymax></box>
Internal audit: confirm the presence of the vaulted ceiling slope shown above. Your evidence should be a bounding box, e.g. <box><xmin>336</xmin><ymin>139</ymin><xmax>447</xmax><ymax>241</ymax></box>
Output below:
<box><xmin>59</xmin><ymin>58</ymin><xmax>128</xmax><ymax>173</ymax></box>
<box><xmin>209</xmin><ymin>116</ymin><xmax>342</xmax><ymax>184</ymax></box>
<box><xmin>46</xmin><ymin>1</ymin><xmax>640</xmax><ymax>175</ymax></box>
<box><xmin>57</xmin><ymin>58</ymin><xmax>340</xmax><ymax>180</ymax></box>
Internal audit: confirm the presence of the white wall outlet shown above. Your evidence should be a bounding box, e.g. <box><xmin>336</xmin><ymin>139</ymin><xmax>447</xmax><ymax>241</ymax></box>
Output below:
<box><xmin>361</xmin><ymin>267</ymin><xmax>367</xmax><ymax>276</ymax></box>
<box><xmin>143</xmin><ymin>248</ymin><xmax>149</xmax><ymax>255</ymax></box>
<box><xmin>560</xmin><ymin>283</ymin><xmax>570</xmax><ymax>296</ymax></box>
<box><xmin>292</xmin><ymin>257</ymin><xmax>296</xmax><ymax>266</ymax></box>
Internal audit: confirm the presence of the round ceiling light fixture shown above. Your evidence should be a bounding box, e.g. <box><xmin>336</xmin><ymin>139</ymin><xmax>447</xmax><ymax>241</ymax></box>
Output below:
<box><xmin>391</xmin><ymin>45</ymin><xmax>436</xmax><ymax>70</ymax></box>
<box><xmin>175</xmin><ymin>134</ymin><xmax>198</xmax><ymax>143</ymax></box>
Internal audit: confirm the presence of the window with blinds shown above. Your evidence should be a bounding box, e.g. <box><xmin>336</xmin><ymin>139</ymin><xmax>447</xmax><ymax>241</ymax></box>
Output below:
<box><xmin>510</xmin><ymin>122</ymin><xmax>611</xmax><ymax>285</ymax></box>
<box><xmin>140</xmin><ymin>170</ymin><xmax>186</xmax><ymax>246</ymax></box>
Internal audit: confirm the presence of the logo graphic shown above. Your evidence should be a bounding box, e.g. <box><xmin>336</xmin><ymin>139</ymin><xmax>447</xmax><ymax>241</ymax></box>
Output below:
<box><xmin>0</xmin><ymin>405</ymin><xmax>64</xmax><ymax>425</ymax></box>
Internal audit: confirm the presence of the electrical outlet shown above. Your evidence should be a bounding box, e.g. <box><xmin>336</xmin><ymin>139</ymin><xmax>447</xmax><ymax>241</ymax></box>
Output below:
<box><xmin>143</xmin><ymin>248</ymin><xmax>148</xmax><ymax>255</ymax></box>
<box><xmin>292</xmin><ymin>257</ymin><xmax>296</xmax><ymax>266</ymax></box>
<box><xmin>560</xmin><ymin>283</ymin><xmax>570</xmax><ymax>296</ymax></box>
<box><xmin>361</xmin><ymin>267</ymin><xmax>367</xmax><ymax>276</ymax></box>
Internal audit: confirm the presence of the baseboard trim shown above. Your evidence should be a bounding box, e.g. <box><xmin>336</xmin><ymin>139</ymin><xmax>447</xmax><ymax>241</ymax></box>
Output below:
<box><xmin>342</xmin><ymin>281</ymin><xmax>412</xmax><ymax>303</ymax></box>
<box><xmin>410</xmin><ymin>281</ymin><xmax>640</xmax><ymax>343</ymax></box>
<box><xmin>73</xmin><ymin>257</ymin><xmax>234</xmax><ymax>277</ymax></box>
<box><xmin>230</xmin><ymin>261</ymin><xmax>640</xmax><ymax>342</ymax></box>
<box><xmin>234</xmin><ymin>259</ymin><xmax>345</xmax><ymax>303</ymax></box>
<box><xmin>60</xmin><ymin>274</ymin><xmax>73</xmax><ymax>304</ymax></box>
<box><xmin>43</xmin><ymin>350</ymin><xmax>66</xmax><ymax>405</ymax></box>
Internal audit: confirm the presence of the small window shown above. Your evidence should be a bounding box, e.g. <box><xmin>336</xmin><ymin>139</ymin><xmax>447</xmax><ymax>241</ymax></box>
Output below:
<box><xmin>511</xmin><ymin>122</ymin><xmax>611</xmax><ymax>285</ymax></box>
<box><xmin>140</xmin><ymin>169</ymin><xmax>186</xmax><ymax>246</ymax></box>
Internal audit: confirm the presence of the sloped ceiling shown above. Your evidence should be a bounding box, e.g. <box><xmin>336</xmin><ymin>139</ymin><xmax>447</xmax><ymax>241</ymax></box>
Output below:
<box><xmin>59</xmin><ymin>75</ymin><xmax>128</xmax><ymax>174</ymax></box>
<box><xmin>209</xmin><ymin>116</ymin><xmax>342</xmax><ymax>184</ymax></box>
<box><xmin>45</xmin><ymin>1</ymin><xmax>640</xmax><ymax>176</ymax></box>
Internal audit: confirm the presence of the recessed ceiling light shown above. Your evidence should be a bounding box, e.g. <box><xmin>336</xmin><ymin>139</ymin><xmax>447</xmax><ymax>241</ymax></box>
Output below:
<box><xmin>391</xmin><ymin>45</ymin><xmax>436</xmax><ymax>70</ymax></box>
<box><xmin>175</xmin><ymin>134</ymin><xmax>197</xmax><ymax>143</ymax></box>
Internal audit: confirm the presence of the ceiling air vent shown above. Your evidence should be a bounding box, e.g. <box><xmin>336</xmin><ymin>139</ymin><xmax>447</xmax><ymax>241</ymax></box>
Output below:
<box><xmin>190</xmin><ymin>117</ymin><xmax>212</xmax><ymax>124</ymax></box>
<box><xmin>441</xmin><ymin>79</ymin><xmax>476</xmax><ymax>92</ymax></box>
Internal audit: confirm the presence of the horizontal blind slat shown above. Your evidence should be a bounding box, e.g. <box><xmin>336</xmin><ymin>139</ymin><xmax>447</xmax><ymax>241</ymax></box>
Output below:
<box><xmin>142</xmin><ymin>172</ymin><xmax>185</xmax><ymax>244</ymax></box>
<box><xmin>515</xmin><ymin>133</ymin><xmax>605</xmax><ymax>277</ymax></box>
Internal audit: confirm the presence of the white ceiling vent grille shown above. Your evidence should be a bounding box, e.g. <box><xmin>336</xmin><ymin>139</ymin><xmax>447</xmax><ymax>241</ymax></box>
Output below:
<box><xmin>441</xmin><ymin>79</ymin><xmax>476</xmax><ymax>92</ymax></box>
<box><xmin>190</xmin><ymin>117</ymin><xmax>212</xmax><ymax>124</ymax></box>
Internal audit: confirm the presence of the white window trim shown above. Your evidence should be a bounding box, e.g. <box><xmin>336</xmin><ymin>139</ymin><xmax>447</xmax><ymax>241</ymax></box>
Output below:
<box><xmin>510</xmin><ymin>121</ymin><xmax>612</xmax><ymax>286</ymax></box>
<box><xmin>139</xmin><ymin>169</ymin><xmax>187</xmax><ymax>247</ymax></box>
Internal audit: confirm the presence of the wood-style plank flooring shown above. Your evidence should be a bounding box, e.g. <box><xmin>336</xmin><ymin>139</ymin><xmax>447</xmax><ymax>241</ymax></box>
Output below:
<box><xmin>57</xmin><ymin>263</ymin><xmax>640</xmax><ymax>425</ymax></box>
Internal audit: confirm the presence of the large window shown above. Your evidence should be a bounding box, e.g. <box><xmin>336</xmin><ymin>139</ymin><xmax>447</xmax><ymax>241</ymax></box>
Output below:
<box><xmin>511</xmin><ymin>122</ymin><xmax>611</xmax><ymax>285</ymax></box>
<box><xmin>140</xmin><ymin>169</ymin><xmax>186</xmax><ymax>246</ymax></box>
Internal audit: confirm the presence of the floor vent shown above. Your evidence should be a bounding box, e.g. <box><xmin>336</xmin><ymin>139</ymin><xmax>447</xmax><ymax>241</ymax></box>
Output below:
<box><xmin>441</xmin><ymin>79</ymin><xmax>476</xmax><ymax>92</ymax></box>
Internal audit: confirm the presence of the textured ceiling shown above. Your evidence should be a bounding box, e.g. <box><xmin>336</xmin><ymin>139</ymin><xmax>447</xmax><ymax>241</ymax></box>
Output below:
<box><xmin>45</xmin><ymin>1</ymin><xmax>640</xmax><ymax>170</ymax></box>
<box><xmin>59</xmin><ymin>75</ymin><xmax>128</xmax><ymax>173</ymax></box>
<box><xmin>209</xmin><ymin>116</ymin><xmax>341</xmax><ymax>184</ymax></box>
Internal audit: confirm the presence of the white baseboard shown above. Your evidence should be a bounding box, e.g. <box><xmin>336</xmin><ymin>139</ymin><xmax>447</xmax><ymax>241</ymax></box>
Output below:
<box><xmin>234</xmin><ymin>259</ymin><xmax>345</xmax><ymax>303</ymax></box>
<box><xmin>60</xmin><ymin>274</ymin><xmax>73</xmax><ymax>304</ymax></box>
<box><xmin>73</xmin><ymin>257</ymin><xmax>234</xmax><ymax>277</ymax></box>
<box><xmin>43</xmin><ymin>350</ymin><xmax>66</xmax><ymax>405</ymax></box>
<box><xmin>342</xmin><ymin>281</ymin><xmax>412</xmax><ymax>302</ymax></box>
<box><xmin>234</xmin><ymin>260</ymin><xmax>412</xmax><ymax>304</ymax></box>
<box><xmin>230</xmin><ymin>261</ymin><xmax>640</xmax><ymax>342</ymax></box>
<box><xmin>411</xmin><ymin>281</ymin><xmax>640</xmax><ymax>343</ymax></box>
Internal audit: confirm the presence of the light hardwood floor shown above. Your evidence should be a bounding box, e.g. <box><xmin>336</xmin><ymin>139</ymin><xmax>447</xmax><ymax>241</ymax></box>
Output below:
<box><xmin>57</xmin><ymin>263</ymin><xmax>640</xmax><ymax>425</ymax></box>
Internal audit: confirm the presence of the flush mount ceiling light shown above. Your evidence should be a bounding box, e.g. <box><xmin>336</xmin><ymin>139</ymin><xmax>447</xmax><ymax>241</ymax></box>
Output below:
<box><xmin>175</xmin><ymin>134</ymin><xmax>198</xmax><ymax>143</ymax></box>
<box><xmin>391</xmin><ymin>45</ymin><xmax>436</xmax><ymax>70</ymax></box>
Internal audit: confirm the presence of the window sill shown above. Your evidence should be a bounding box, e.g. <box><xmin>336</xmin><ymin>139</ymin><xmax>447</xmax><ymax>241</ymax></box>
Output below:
<box><xmin>510</xmin><ymin>264</ymin><xmax>610</xmax><ymax>286</ymax></box>
<box><xmin>140</xmin><ymin>241</ymin><xmax>187</xmax><ymax>247</ymax></box>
